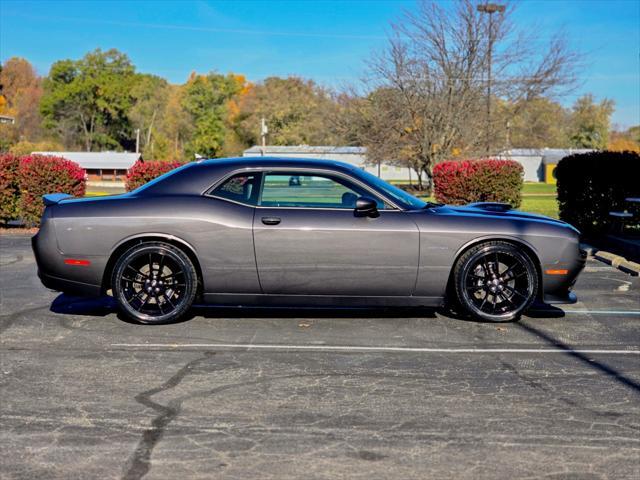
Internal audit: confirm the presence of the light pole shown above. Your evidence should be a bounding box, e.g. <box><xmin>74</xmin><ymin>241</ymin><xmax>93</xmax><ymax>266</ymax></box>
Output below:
<box><xmin>260</xmin><ymin>117</ymin><xmax>268</xmax><ymax>156</ymax></box>
<box><xmin>135</xmin><ymin>128</ymin><xmax>140</xmax><ymax>154</ymax></box>
<box><xmin>477</xmin><ymin>2</ymin><xmax>505</xmax><ymax>155</ymax></box>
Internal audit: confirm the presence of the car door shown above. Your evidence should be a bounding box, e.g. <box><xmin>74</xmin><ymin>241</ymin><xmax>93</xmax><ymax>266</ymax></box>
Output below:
<box><xmin>252</xmin><ymin>170</ymin><xmax>420</xmax><ymax>296</ymax></box>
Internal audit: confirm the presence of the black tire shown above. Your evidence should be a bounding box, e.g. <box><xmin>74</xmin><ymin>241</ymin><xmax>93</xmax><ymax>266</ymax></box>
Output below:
<box><xmin>453</xmin><ymin>241</ymin><xmax>538</xmax><ymax>322</ymax></box>
<box><xmin>111</xmin><ymin>242</ymin><xmax>198</xmax><ymax>324</ymax></box>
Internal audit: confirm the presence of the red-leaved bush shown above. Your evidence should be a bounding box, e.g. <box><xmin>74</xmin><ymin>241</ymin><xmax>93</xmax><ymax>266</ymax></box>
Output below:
<box><xmin>433</xmin><ymin>159</ymin><xmax>523</xmax><ymax>207</ymax></box>
<box><xmin>125</xmin><ymin>161</ymin><xmax>184</xmax><ymax>192</ymax></box>
<box><xmin>0</xmin><ymin>153</ymin><xmax>21</xmax><ymax>223</ymax></box>
<box><xmin>18</xmin><ymin>155</ymin><xmax>86</xmax><ymax>226</ymax></box>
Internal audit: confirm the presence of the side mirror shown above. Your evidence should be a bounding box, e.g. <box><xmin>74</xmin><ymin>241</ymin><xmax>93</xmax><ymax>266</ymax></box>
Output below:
<box><xmin>355</xmin><ymin>196</ymin><xmax>379</xmax><ymax>218</ymax></box>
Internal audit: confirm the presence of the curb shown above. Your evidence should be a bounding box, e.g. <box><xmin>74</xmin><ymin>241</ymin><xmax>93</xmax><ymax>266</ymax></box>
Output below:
<box><xmin>591</xmin><ymin>248</ymin><xmax>640</xmax><ymax>277</ymax></box>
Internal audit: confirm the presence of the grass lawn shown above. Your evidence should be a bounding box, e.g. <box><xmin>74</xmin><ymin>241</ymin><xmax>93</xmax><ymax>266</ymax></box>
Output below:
<box><xmin>520</xmin><ymin>196</ymin><xmax>559</xmax><ymax>218</ymax></box>
<box><xmin>522</xmin><ymin>182</ymin><xmax>557</xmax><ymax>195</ymax></box>
<box><xmin>421</xmin><ymin>182</ymin><xmax>559</xmax><ymax>218</ymax></box>
<box><xmin>521</xmin><ymin>182</ymin><xmax>559</xmax><ymax>218</ymax></box>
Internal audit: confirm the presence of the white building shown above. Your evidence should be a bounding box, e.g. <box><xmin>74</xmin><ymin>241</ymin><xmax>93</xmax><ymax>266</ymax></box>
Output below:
<box><xmin>33</xmin><ymin>151</ymin><xmax>141</xmax><ymax>184</ymax></box>
<box><xmin>243</xmin><ymin>145</ymin><xmax>595</xmax><ymax>183</ymax></box>
<box><xmin>497</xmin><ymin>148</ymin><xmax>594</xmax><ymax>182</ymax></box>
<box><xmin>242</xmin><ymin>145</ymin><xmax>413</xmax><ymax>182</ymax></box>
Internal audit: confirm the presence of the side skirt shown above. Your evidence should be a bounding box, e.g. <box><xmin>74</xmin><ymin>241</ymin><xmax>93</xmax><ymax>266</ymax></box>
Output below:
<box><xmin>202</xmin><ymin>293</ymin><xmax>444</xmax><ymax>308</ymax></box>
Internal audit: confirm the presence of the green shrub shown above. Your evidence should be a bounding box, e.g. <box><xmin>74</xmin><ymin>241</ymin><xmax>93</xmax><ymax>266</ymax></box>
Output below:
<box><xmin>433</xmin><ymin>159</ymin><xmax>524</xmax><ymax>208</ymax></box>
<box><xmin>18</xmin><ymin>155</ymin><xmax>86</xmax><ymax>226</ymax></box>
<box><xmin>555</xmin><ymin>150</ymin><xmax>640</xmax><ymax>237</ymax></box>
<box><xmin>0</xmin><ymin>153</ymin><xmax>21</xmax><ymax>223</ymax></box>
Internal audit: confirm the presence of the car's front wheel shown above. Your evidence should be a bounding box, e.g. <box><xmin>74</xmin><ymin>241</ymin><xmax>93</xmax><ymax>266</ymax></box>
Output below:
<box><xmin>112</xmin><ymin>242</ymin><xmax>198</xmax><ymax>324</ymax></box>
<box><xmin>454</xmin><ymin>241</ymin><xmax>538</xmax><ymax>322</ymax></box>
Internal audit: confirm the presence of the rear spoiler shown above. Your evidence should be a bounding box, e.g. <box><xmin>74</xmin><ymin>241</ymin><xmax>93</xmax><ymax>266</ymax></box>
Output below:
<box><xmin>43</xmin><ymin>193</ymin><xmax>73</xmax><ymax>206</ymax></box>
<box><xmin>467</xmin><ymin>202</ymin><xmax>513</xmax><ymax>212</ymax></box>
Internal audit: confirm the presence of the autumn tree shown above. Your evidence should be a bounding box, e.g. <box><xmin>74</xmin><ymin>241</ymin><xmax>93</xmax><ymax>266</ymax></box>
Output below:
<box><xmin>503</xmin><ymin>97</ymin><xmax>571</xmax><ymax>149</ymax></box>
<box><xmin>608</xmin><ymin>125</ymin><xmax>640</xmax><ymax>153</ymax></box>
<box><xmin>357</xmin><ymin>0</ymin><xmax>581</xmax><ymax>189</ymax></box>
<box><xmin>234</xmin><ymin>76</ymin><xmax>344</xmax><ymax>148</ymax></box>
<box><xmin>155</xmin><ymin>85</ymin><xmax>193</xmax><ymax>160</ymax></box>
<box><xmin>568</xmin><ymin>94</ymin><xmax>615</xmax><ymax>149</ymax></box>
<box><xmin>181</xmin><ymin>72</ymin><xmax>244</xmax><ymax>158</ymax></box>
<box><xmin>40</xmin><ymin>48</ymin><xmax>136</xmax><ymax>151</ymax></box>
<box><xmin>129</xmin><ymin>74</ymin><xmax>170</xmax><ymax>157</ymax></box>
<box><xmin>0</xmin><ymin>57</ymin><xmax>44</xmax><ymax>147</ymax></box>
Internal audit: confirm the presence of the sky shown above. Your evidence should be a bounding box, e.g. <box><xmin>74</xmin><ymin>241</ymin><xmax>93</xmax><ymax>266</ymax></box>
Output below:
<box><xmin>1</xmin><ymin>0</ymin><xmax>639</xmax><ymax>128</ymax></box>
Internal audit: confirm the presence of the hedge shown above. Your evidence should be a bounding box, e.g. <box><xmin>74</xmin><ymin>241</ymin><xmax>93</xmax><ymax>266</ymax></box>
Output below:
<box><xmin>0</xmin><ymin>153</ymin><xmax>21</xmax><ymax>223</ymax></box>
<box><xmin>433</xmin><ymin>159</ymin><xmax>524</xmax><ymax>207</ymax></box>
<box><xmin>555</xmin><ymin>150</ymin><xmax>640</xmax><ymax>237</ymax></box>
<box><xmin>125</xmin><ymin>160</ymin><xmax>184</xmax><ymax>191</ymax></box>
<box><xmin>18</xmin><ymin>155</ymin><xmax>86</xmax><ymax>226</ymax></box>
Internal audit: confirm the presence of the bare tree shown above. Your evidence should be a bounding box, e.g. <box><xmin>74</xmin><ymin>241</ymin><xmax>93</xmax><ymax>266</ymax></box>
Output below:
<box><xmin>353</xmin><ymin>0</ymin><xmax>581</xmax><ymax>190</ymax></box>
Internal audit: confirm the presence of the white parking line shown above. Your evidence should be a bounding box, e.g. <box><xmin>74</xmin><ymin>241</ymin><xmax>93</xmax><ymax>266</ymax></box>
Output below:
<box><xmin>556</xmin><ymin>310</ymin><xmax>640</xmax><ymax>315</ymax></box>
<box><xmin>110</xmin><ymin>343</ymin><xmax>640</xmax><ymax>355</ymax></box>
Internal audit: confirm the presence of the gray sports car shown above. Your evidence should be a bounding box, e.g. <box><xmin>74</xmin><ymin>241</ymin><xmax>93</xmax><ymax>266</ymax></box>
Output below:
<box><xmin>32</xmin><ymin>157</ymin><xmax>586</xmax><ymax>324</ymax></box>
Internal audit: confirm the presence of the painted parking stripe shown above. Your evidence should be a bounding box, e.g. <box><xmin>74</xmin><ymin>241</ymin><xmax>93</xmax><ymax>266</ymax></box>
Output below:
<box><xmin>111</xmin><ymin>343</ymin><xmax>640</xmax><ymax>354</ymax></box>
<box><xmin>554</xmin><ymin>310</ymin><xmax>640</xmax><ymax>315</ymax></box>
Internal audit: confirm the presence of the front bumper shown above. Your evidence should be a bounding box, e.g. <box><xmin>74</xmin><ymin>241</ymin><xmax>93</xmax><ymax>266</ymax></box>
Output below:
<box><xmin>541</xmin><ymin>247</ymin><xmax>587</xmax><ymax>305</ymax></box>
<box><xmin>543</xmin><ymin>291</ymin><xmax>578</xmax><ymax>304</ymax></box>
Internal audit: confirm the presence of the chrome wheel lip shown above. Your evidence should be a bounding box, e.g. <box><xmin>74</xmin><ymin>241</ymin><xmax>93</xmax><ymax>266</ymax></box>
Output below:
<box><xmin>460</xmin><ymin>246</ymin><xmax>535</xmax><ymax>320</ymax></box>
<box><xmin>114</xmin><ymin>245</ymin><xmax>193</xmax><ymax>323</ymax></box>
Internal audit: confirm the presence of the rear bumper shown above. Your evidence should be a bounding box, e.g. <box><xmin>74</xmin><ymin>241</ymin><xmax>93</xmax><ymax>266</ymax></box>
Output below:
<box><xmin>37</xmin><ymin>269</ymin><xmax>101</xmax><ymax>297</ymax></box>
<box><xmin>32</xmin><ymin>229</ymin><xmax>102</xmax><ymax>297</ymax></box>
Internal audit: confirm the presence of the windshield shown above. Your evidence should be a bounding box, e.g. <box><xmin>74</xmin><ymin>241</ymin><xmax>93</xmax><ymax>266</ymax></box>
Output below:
<box><xmin>353</xmin><ymin>169</ymin><xmax>428</xmax><ymax>210</ymax></box>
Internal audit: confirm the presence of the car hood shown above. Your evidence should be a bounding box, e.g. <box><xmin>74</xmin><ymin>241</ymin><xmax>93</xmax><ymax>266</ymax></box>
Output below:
<box><xmin>432</xmin><ymin>204</ymin><xmax>577</xmax><ymax>231</ymax></box>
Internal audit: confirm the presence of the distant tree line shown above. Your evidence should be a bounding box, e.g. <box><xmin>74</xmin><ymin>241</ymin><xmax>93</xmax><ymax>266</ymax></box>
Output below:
<box><xmin>0</xmin><ymin>0</ymin><xmax>638</xmax><ymax>187</ymax></box>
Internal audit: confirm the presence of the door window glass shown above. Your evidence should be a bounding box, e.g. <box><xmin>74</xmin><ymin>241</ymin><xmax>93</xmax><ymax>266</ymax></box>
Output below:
<box><xmin>211</xmin><ymin>172</ymin><xmax>260</xmax><ymax>205</ymax></box>
<box><xmin>260</xmin><ymin>173</ymin><xmax>385</xmax><ymax>209</ymax></box>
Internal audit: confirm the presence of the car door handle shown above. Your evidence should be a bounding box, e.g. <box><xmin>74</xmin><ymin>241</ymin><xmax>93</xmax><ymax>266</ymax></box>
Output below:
<box><xmin>261</xmin><ymin>216</ymin><xmax>281</xmax><ymax>225</ymax></box>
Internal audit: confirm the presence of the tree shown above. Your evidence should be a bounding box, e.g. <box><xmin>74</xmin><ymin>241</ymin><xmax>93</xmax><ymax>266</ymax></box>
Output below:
<box><xmin>608</xmin><ymin>125</ymin><xmax>640</xmax><ymax>153</ymax></box>
<box><xmin>627</xmin><ymin>126</ymin><xmax>640</xmax><ymax>144</ymax></box>
<box><xmin>504</xmin><ymin>97</ymin><xmax>570</xmax><ymax>149</ymax></box>
<box><xmin>181</xmin><ymin>72</ymin><xmax>244</xmax><ymax>158</ymax></box>
<box><xmin>129</xmin><ymin>74</ymin><xmax>170</xmax><ymax>157</ymax></box>
<box><xmin>358</xmin><ymin>0</ymin><xmax>581</xmax><ymax>189</ymax></box>
<box><xmin>234</xmin><ymin>76</ymin><xmax>344</xmax><ymax>148</ymax></box>
<box><xmin>40</xmin><ymin>49</ymin><xmax>136</xmax><ymax>151</ymax></box>
<box><xmin>0</xmin><ymin>57</ymin><xmax>44</xmax><ymax>146</ymax></box>
<box><xmin>568</xmin><ymin>94</ymin><xmax>614</xmax><ymax>149</ymax></box>
<box><xmin>155</xmin><ymin>85</ymin><xmax>193</xmax><ymax>160</ymax></box>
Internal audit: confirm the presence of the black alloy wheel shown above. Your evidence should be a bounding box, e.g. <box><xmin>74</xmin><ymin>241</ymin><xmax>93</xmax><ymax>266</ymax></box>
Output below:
<box><xmin>112</xmin><ymin>242</ymin><xmax>198</xmax><ymax>324</ymax></box>
<box><xmin>454</xmin><ymin>241</ymin><xmax>538</xmax><ymax>322</ymax></box>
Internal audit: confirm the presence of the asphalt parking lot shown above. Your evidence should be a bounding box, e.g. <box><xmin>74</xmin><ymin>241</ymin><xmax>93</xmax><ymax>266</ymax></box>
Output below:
<box><xmin>1</xmin><ymin>235</ymin><xmax>639</xmax><ymax>480</ymax></box>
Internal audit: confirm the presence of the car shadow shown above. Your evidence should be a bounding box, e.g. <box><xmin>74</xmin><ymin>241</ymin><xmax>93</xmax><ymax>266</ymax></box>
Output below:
<box><xmin>49</xmin><ymin>293</ymin><xmax>440</xmax><ymax>323</ymax></box>
<box><xmin>49</xmin><ymin>294</ymin><xmax>568</xmax><ymax>323</ymax></box>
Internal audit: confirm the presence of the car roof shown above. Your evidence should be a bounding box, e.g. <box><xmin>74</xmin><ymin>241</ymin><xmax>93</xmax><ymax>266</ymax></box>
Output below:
<box><xmin>135</xmin><ymin>156</ymin><xmax>362</xmax><ymax>197</ymax></box>
<box><xmin>198</xmin><ymin>156</ymin><xmax>360</xmax><ymax>173</ymax></box>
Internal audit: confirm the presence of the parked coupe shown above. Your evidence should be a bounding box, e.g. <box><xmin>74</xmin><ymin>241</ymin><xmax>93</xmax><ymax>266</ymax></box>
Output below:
<box><xmin>32</xmin><ymin>157</ymin><xmax>586</xmax><ymax>323</ymax></box>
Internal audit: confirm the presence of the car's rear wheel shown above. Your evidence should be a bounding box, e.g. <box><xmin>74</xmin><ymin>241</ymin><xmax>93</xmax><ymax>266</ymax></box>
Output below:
<box><xmin>454</xmin><ymin>241</ymin><xmax>538</xmax><ymax>322</ymax></box>
<box><xmin>112</xmin><ymin>242</ymin><xmax>197</xmax><ymax>324</ymax></box>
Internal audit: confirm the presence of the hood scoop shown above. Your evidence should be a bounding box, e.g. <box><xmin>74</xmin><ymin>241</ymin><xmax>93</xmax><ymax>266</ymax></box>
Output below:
<box><xmin>466</xmin><ymin>202</ymin><xmax>513</xmax><ymax>212</ymax></box>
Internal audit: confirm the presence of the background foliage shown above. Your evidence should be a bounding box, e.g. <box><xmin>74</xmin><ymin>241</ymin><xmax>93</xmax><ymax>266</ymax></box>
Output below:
<box><xmin>1</xmin><ymin>46</ymin><xmax>636</xmax><ymax>166</ymax></box>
